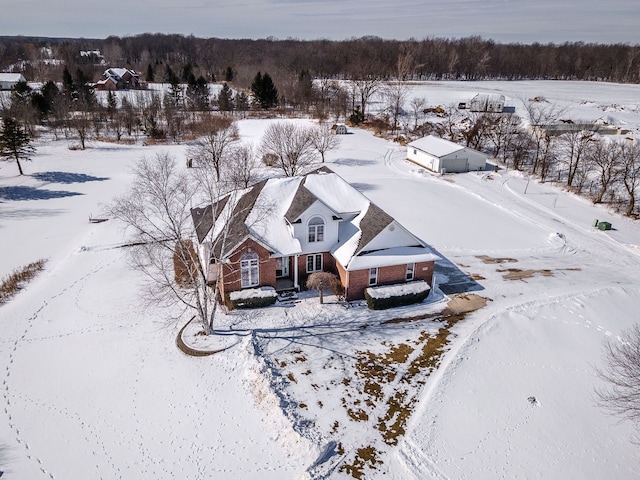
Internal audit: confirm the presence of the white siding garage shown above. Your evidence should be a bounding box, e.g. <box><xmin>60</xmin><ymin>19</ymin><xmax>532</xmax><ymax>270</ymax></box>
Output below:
<box><xmin>407</xmin><ymin>135</ymin><xmax>487</xmax><ymax>173</ymax></box>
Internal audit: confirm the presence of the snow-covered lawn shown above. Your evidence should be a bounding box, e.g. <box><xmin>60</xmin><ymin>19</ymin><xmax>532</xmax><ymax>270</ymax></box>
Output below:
<box><xmin>1</xmin><ymin>80</ymin><xmax>640</xmax><ymax>479</ymax></box>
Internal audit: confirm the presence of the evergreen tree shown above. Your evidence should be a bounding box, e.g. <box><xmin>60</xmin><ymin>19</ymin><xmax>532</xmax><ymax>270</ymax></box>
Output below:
<box><xmin>32</xmin><ymin>81</ymin><xmax>59</xmax><ymax>120</ymax></box>
<box><xmin>0</xmin><ymin>117</ymin><xmax>36</xmax><ymax>175</ymax></box>
<box><xmin>217</xmin><ymin>83</ymin><xmax>234</xmax><ymax>112</ymax></box>
<box><xmin>146</xmin><ymin>64</ymin><xmax>154</xmax><ymax>82</ymax></box>
<box><xmin>166</xmin><ymin>70</ymin><xmax>183</xmax><ymax>107</ymax></box>
<box><xmin>76</xmin><ymin>69</ymin><xmax>97</xmax><ymax>109</ymax></box>
<box><xmin>251</xmin><ymin>71</ymin><xmax>278</xmax><ymax>109</ymax></box>
<box><xmin>235</xmin><ymin>92</ymin><xmax>249</xmax><ymax>112</ymax></box>
<box><xmin>224</xmin><ymin>66</ymin><xmax>234</xmax><ymax>82</ymax></box>
<box><xmin>62</xmin><ymin>67</ymin><xmax>76</xmax><ymax>101</ymax></box>
<box><xmin>107</xmin><ymin>90</ymin><xmax>118</xmax><ymax>117</ymax></box>
<box><xmin>186</xmin><ymin>74</ymin><xmax>210</xmax><ymax>111</ymax></box>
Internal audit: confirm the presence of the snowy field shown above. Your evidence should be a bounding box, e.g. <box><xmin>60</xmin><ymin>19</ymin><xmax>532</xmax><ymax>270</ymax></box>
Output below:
<box><xmin>1</xmin><ymin>81</ymin><xmax>640</xmax><ymax>479</ymax></box>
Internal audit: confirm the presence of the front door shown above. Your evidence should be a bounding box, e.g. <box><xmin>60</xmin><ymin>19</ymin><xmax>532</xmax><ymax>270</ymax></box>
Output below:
<box><xmin>276</xmin><ymin>256</ymin><xmax>290</xmax><ymax>278</ymax></box>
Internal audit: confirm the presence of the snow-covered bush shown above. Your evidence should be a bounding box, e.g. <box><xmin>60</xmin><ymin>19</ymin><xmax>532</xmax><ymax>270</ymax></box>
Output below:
<box><xmin>364</xmin><ymin>281</ymin><xmax>430</xmax><ymax>310</ymax></box>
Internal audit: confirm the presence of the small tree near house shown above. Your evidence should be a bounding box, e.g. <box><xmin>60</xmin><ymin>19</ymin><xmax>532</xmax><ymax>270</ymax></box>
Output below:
<box><xmin>0</xmin><ymin>117</ymin><xmax>35</xmax><ymax>175</ymax></box>
<box><xmin>109</xmin><ymin>152</ymin><xmax>228</xmax><ymax>334</ymax></box>
<box><xmin>306</xmin><ymin>272</ymin><xmax>342</xmax><ymax>304</ymax></box>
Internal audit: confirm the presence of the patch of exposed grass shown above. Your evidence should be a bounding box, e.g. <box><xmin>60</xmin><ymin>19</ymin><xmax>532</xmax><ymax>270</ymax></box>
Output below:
<box><xmin>497</xmin><ymin>268</ymin><xmax>554</xmax><ymax>280</ymax></box>
<box><xmin>0</xmin><ymin>259</ymin><xmax>47</xmax><ymax>305</ymax></box>
<box><xmin>476</xmin><ymin>255</ymin><xmax>518</xmax><ymax>264</ymax></box>
<box><xmin>339</xmin><ymin>446</ymin><xmax>382</xmax><ymax>480</ymax></box>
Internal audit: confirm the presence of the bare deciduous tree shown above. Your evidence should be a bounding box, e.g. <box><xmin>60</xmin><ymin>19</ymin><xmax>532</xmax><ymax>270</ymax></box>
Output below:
<box><xmin>557</xmin><ymin>123</ymin><xmax>597</xmax><ymax>188</ymax></box>
<box><xmin>309</xmin><ymin>123</ymin><xmax>340</xmax><ymax>163</ymax></box>
<box><xmin>521</xmin><ymin>97</ymin><xmax>566</xmax><ymax>175</ymax></box>
<box><xmin>409</xmin><ymin>97</ymin><xmax>427</xmax><ymax>131</ymax></box>
<box><xmin>225</xmin><ymin>143</ymin><xmax>259</xmax><ymax>189</ymax></box>
<box><xmin>619</xmin><ymin>139</ymin><xmax>640</xmax><ymax>216</ymax></box>
<box><xmin>596</xmin><ymin>324</ymin><xmax>640</xmax><ymax>430</ymax></box>
<box><xmin>109</xmin><ymin>152</ymin><xmax>215</xmax><ymax>331</ymax></box>
<box><xmin>260</xmin><ymin>121</ymin><xmax>318</xmax><ymax>176</ymax></box>
<box><xmin>188</xmin><ymin>116</ymin><xmax>239</xmax><ymax>181</ymax></box>
<box><xmin>589</xmin><ymin>138</ymin><xmax>620</xmax><ymax>204</ymax></box>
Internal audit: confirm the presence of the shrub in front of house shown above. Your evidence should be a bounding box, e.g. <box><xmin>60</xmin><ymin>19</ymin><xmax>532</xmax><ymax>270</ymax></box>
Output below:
<box><xmin>229</xmin><ymin>286</ymin><xmax>278</xmax><ymax>309</ymax></box>
<box><xmin>364</xmin><ymin>281</ymin><xmax>430</xmax><ymax>310</ymax></box>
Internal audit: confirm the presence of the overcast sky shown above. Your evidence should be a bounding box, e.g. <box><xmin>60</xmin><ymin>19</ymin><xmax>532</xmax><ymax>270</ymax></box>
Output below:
<box><xmin>2</xmin><ymin>0</ymin><xmax>639</xmax><ymax>44</ymax></box>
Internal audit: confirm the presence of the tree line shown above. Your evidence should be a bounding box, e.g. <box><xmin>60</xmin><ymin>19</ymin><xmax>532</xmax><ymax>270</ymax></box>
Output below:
<box><xmin>3</xmin><ymin>35</ymin><xmax>640</xmax><ymax>89</ymax></box>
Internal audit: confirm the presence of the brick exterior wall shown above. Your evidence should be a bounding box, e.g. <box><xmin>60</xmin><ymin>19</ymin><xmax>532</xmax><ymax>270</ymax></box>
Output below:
<box><xmin>220</xmin><ymin>239</ymin><xmax>276</xmax><ymax>300</ymax></box>
<box><xmin>297</xmin><ymin>252</ymin><xmax>337</xmax><ymax>290</ymax></box>
<box><xmin>217</xmin><ymin>237</ymin><xmax>435</xmax><ymax>304</ymax></box>
<box><xmin>344</xmin><ymin>260</ymin><xmax>435</xmax><ymax>301</ymax></box>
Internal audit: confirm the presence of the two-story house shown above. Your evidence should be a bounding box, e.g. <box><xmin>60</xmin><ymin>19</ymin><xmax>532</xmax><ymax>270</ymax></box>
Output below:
<box><xmin>191</xmin><ymin>167</ymin><xmax>438</xmax><ymax>301</ymax></box>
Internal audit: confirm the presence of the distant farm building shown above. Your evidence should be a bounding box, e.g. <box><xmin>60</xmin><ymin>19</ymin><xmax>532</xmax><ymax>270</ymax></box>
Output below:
<box><xmin>332</xmin><ymin>123</ymin><xmax>348</xmax><ymax>134</ymax></box>
<box><xmin>407</xmin><ymin>135</ymin><xmax>487</xmax><ymax>173</ymax></box>
<box><xmin>96</xmin><ymin>68</ymin><xmax>142</xmax><ymax>91</ymax></box>
<box><xmin>0</xmin><ymin>73</ymin><xmax>26</xmax><ymax>90</ymax></box>
<box><xmin>469</xmin><ymin>94</ymin><xmax>505</xmax><ymax>113</ymax></box>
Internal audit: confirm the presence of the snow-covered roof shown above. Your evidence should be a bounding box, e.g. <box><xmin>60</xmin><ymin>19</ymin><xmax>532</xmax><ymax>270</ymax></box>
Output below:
<box><xmin>472</xmin><ymin>93</ymin><xmax>505</xmax><ymax>102</ymax></box>
<box><xmin>408</xmin><ymin>135</ymin><xmax>465</xmax><ymax>158</ymax></box>
<box><xmin>303</xmin><ymin>170</ymin><xmax>369</xmax><ymax>215</ymax></box>
<box><xmin>347</xmin><ymin>246</ymin><xmax>439</xmax><ymax>271</ymax></box>
<box><xmin>193</xmin><ymin>168</ymin><xmax>436</xmax><ymax>269</ymax></box>
<box><xmin>0</xmin><ymin>73</ymin><xmax>26</xmax><ymax>82</ymax></box>
<box><xmin>246</xmin><ymin>176</ymin><xmax>303</xmax><ymax>256</ymax></box>
<box><xmin>104</xmin><ymin>68</ymin><xmax>137</xmax><ymax>80</ymax></box>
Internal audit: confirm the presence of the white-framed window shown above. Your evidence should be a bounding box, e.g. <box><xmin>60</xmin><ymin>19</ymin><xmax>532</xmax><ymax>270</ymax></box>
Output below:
<box><xmin>406</xmin><ymin>263</ymin><xmax>415</xmax><ymax>281</ymax></box>
<box><xmin>306</xmin><ymin>253</ymin><xmax>323</xmax><ymax>273</ymax></box>
<box><xmin>369</xmin><ymin>267</ymin><xmax>378</xmax><ymax>286</ymax></box>
<box><xmin>240</xmin><ymin>251</ymin><xmax>259</xmax><ymax>288</ymax></box>
<box><xmin>308</xmin><ymin>216</ymin><xmax>325</xmax><ymax>243</ymax></box>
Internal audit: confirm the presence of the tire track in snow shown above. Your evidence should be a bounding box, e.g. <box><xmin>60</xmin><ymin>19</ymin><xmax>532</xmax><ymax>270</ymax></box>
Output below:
<box><xmin>396</xmin><ymin>284</ymin><xmax>637</xmax><ymax>479</ymax></box>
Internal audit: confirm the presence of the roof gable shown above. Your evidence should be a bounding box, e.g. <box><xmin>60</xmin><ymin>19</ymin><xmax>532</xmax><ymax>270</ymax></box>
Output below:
<box><xmin>284</xmin><ymin>182</ymin><xmax>318</xmax><ymax>223</ymax></box>
<box><xmin>354</xmin><ymin>203</ymin><xmax>394</xmax><ymax>255</ymax></box>
<box><xmin>408</xmin><ymin>135</ymin><xmax>465</xmax><ymax>158</ymax></box>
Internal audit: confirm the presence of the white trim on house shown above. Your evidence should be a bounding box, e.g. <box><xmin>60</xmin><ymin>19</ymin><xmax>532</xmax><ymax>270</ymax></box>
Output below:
<box><xmin>407</xmin><ymin>135</ymin><xmax>487</xmax><ymax>173</ymax></box>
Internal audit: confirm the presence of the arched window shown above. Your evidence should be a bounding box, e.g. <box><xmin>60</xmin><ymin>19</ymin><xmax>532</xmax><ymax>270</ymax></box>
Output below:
<box><xmin>308</xmin><ymin>216</ymin><xmax>325</xmax><ymax>243</ymax></box>
<box><xmin>240</xmin><ymin>251</ymin><xmax>259</xmax><ymax>288</ymax></box>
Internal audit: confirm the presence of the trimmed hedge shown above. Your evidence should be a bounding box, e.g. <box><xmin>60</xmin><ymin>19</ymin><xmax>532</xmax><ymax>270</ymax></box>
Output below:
<box><xmin>365</xmin><ymin>283</ymin><xmax>430</xmax><ymax>310</ymax></box>
<box><xmin>231</xmin><ymin>295</ymin><xmax>277</xmax><ymax>309</ymax></box>
<box><xmin>228</xmin><ymin>287</ymin><xmax>278</xmax><ymax>309</ymax></box>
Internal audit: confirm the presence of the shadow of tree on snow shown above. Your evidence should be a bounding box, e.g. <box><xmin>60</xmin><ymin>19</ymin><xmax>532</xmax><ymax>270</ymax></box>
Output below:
<box><xmin>31</xmin><ymin>171</ymin><xmax>110</xmax><ymax>184</ymax></box>
<box><xmin>0</xmin><ymin>186</ymin><xmax>83</xmax><ymax>201</ymax></box>
<box><xmin>331</xmin><ymin>158</ymin><xmax>375</xmax><ymax>167</ymax></box>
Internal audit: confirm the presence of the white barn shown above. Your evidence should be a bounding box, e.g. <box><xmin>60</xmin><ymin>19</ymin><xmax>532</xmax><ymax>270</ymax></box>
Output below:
<box><xmin>407</xmin><ymin>135</ymin><xmax>487</xmax><ymax>173</ymax></box>
<box><xmin>469</xmin><ymin>94</ymin><xmax>505</xmax><ymax>113</ymax></box>
<box><xmin>0</xmin><ymin>73</ymin><xmax>26</xmax><ymax>90</ymax></box>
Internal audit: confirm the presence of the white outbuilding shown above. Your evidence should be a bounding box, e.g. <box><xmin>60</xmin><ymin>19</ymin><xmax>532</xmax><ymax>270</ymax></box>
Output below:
<box><xmin>407</xmin><ymin>135</ymin><xmax>487</xmax><ymax>173</ymax></box>
<box><xmin>0</xmin><ymin>73</ymin><xmax>26</xmax><ymax>90</ymax></box>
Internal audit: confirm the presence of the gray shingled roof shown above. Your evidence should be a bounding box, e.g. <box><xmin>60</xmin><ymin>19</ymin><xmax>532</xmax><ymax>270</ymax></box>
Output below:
<box><xmin>191</xmin><ymin>196</ymin><xmax>230</xmax><ymax>243</ymax></box>
<box><xmin>284</xmin><ymin>181</ymin><xmax>316</xmax><ymax>223</ymax></box>
<box><xmin>210</xmin><ymin>179</ymin><xmax>270</xmax><ymax>259</ymax></box>
<box><xmin>354</xmin><ymin>203</ymin><xmax>394</xmax><ymax>255</ymax></box>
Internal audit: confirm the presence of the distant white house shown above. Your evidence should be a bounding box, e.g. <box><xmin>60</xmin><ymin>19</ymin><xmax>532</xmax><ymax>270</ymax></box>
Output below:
<box><xmin>469</xmin><ymin>94</ymin><xmax>505</xmax><ymax>113</ymax></box>
<box><xmin>407</xmin><ymin>135</ymin><xmax>487</xmax><ymax>173</ymax></box>
<box><xmin>0</xmin><ymin>73</ymin><xmax>26</xmax><ymax>90</ymax></box>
